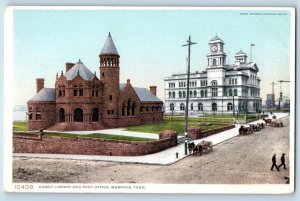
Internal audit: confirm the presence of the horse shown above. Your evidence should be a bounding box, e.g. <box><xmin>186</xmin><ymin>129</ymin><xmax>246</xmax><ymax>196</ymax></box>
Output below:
<box><xmin>188</xmin><ymin>142</ymin><xmax>196</xmax><ymax>155</ymax></box>
<box><xmin>239</xmin><ymin>125</ymin><xmax>254</xmax><ymax>135</ymax></box>
<box><xmin>263</xmin><ymin>118</ymin><xmax>272</xmax><ymax>125</ymax></box>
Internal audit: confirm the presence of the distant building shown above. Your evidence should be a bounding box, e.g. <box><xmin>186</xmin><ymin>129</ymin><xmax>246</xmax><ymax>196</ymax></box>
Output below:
<box><xmin>266</xmin><ymin>94</ymin><xmax>275</xmax><ymax>109</ymax></box>
<box><xmin>164</xmin><ymin>36</ymin><xmax>262</xmax><ymax>115</ymax></box>
<box><xmin>27</xmin><ymin>33</ymin><xmax>163</xmax><ymax>131</ymax></box>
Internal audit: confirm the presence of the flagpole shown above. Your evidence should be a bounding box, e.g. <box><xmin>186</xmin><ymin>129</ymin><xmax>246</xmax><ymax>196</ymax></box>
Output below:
<box><xmin>250</xmin><ymin>43</ymin><xmax>255</xmax><ymax>62</ymax></box>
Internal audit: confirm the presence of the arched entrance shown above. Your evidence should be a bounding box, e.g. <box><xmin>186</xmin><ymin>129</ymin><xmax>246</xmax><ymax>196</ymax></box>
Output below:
<box><xmin>92</xmin><ymin>108</ymin><xmax>99</xmax><ymax>122</ymax></box>
<box><xmin>59</xmin><ymin>108</ymin><xmax>65</xmax><ymax>122</ymax></box>
<box><xmin>74</xmin><ymin>108</ymin><xmax>83</xmax><ymax>122</ymax></box>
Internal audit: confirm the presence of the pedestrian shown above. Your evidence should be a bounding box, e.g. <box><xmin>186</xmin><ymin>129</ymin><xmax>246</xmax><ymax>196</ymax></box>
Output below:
<box><xmin>278</xmin><ymin>153</ymin><xmax>287</xmax><ymax>170</ymax></box>
<box><xmin>270</xmin><ymin>154</ymin><xmax>280</xmax><ymax>171</ymax></box>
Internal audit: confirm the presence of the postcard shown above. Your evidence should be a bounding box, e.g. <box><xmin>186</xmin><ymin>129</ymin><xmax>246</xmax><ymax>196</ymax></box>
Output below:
<box><xmin>3</xmin><ymin>6</ymin><xmax>295</xmax><ymax>193</ymax></box>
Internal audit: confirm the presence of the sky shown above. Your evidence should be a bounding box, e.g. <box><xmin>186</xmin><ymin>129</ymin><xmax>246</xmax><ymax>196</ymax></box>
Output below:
<box><xmin>12</xmin><ymin>8</ymin><xmax>293</xmax><ymax>106</ymax></box>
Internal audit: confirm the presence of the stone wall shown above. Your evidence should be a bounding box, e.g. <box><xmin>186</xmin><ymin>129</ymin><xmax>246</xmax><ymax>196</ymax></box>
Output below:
<box><xmin>13</xmin><ymin>130</ymin><xmax>177</xmax><ymax>156</ymax></box>
<box><xmin>187</xmin><ymin>124</ymin><xmax>235</xmax><ymax>140</ymax></box>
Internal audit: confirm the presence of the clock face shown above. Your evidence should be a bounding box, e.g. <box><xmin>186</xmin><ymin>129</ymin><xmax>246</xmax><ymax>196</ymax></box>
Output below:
<box><xmin>212</xmin><ymin>45</ymin><xmax>218</xmax><ymax>52</ymax></box>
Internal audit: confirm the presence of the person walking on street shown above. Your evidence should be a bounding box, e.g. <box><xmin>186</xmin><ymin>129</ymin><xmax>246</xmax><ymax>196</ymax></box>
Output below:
<box><xmin>278</xmin><ymin>153</ymin><xmax>287</xmax><ymax>170</ymax></box>
<box><xmin>271</xmin><ymin>154</ymin><xmax>280</xmax><ymax>171</ymax></box>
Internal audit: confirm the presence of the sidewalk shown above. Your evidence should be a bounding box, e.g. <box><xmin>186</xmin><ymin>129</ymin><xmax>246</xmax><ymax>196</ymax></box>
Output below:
<box><xmin>14</xmin><ymin>113</ymin><xmax>289</xmax><ymax>165</ymax></box>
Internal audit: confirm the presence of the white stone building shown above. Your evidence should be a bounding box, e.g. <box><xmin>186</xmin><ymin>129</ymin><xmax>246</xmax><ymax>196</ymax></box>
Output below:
<box><xmin>164</xmin><ymin>36</ymin><xmax>262</xmax><ymax>116</ymax></box>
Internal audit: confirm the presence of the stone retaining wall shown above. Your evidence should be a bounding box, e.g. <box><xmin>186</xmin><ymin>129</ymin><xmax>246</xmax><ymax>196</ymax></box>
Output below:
<box><xmin>187</xmin><ymin>124</ymin><xmax>235</xmax><ymax>140</ymax></box>
<box><xmin>13</xmin><ymin>130</ymin><xmax>177</xmax><ymax>156</ymax></box>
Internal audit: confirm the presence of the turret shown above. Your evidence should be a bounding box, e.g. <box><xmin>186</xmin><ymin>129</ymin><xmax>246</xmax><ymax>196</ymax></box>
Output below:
<box><xmin>235</xmin><ymin>50</ymin><xmax>247</xmax><ymax>65</ymax></box>
<box><xmin>99</xmin><ymin>33</ymin><xmax>120</xmax><ymax>124</ymax></box>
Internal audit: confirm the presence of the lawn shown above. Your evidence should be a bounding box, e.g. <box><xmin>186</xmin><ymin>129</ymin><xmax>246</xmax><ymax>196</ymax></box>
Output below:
<box><xmin>13</xmin><ymin>121</ymin><xmax>28</xmax><ymax>132</ymax></box>
<box><xmin>125</xmin><ymin>119</ymin><xmax>227</xmax><ymax>135</ymax></box>
<box><xmin>44</xmin><ymin>132</ymin><xmax>155</xmax><ymax>142</ymax></box>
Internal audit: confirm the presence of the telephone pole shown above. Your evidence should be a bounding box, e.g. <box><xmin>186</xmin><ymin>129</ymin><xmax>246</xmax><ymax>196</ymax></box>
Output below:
<box><xmin>182</xmin><ymin>35</ymin><xmax>196</xmax><ymax>155</ymax></box>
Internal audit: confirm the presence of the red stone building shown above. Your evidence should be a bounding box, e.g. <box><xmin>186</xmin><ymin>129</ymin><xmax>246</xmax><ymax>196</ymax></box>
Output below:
<box><xmin>27</xmin><ymin>33</ymin><xmax>163</xmax><ymax>131</ymax></box>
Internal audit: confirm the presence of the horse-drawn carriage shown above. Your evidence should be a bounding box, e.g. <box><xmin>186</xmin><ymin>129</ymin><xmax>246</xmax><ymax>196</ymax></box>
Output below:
<box><xmin>263</xmin><ymin>118</ymin><xmax>283</xmax><ymax>127</ymax></box>
<box><xmin>188</xmin><ymin>140</ymin><xmax>213</xmax><ymax>156</ymax></box>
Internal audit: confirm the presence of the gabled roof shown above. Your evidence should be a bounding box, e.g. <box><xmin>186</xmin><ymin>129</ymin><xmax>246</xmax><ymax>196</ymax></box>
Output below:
<box><xmin>134</xmin><ymin>87</ymin><xmax>162</xmax><ymax>102</ymax></box>
<box><xmin>119</xmin><ymin>84</ymin><xmax>162</xmax><ymax>102</ymax></box>
<box><xmin>100</xmin><ymin>32</ymin><xmax>119</xmax><ymax>56</ymax></box>
<box><xmin>28</xmin><ymin>88</ymin><xmax>55</xmax><ymax>102</ymax></box>
<box><xmin>65</xmin><ymin>60</ymin><xmax>94</xmax><ymax>81</ymax></box>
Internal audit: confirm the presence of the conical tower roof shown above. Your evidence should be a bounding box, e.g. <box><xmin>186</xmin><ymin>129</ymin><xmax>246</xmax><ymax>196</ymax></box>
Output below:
<box><xmin>100</xmin><ymin>32</ymin><xmax>119</xmax><ymax>56</ymax></box>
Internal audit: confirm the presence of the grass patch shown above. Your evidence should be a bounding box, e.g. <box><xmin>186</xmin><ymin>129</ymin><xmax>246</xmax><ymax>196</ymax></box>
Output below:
<box><xmin>125</xmin><ymin>119</ymin><xmax>227</xmax><ymax>135</ymax></box>
<box><xmin>43</xmin><ymin>132</ymin><xmax>155</xmax><ymax>142</ymax></box>
<box><xmin>13</xmin><ymin>121</ymin><xmax>28</xmax><ymax>132</ymax></box>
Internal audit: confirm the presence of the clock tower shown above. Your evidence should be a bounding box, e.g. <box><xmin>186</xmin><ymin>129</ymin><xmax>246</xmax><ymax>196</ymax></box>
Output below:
<box><xmin>207</xmin><ymin>35</ymin><xmax>227</xmax><ymax>67</ymax></box>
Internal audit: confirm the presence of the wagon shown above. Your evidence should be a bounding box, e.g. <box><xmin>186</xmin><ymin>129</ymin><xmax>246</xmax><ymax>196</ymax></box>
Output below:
<box><xmin>270</xmin><ymin>119</ymin><xmax>283</xmax><ymax>127</ymax></box>
<box><xmin>197</xmin><ymin>140</ymin><xmax>213</xmax><ymax>154</ymax></box>
<box><xmin>188</xmin><ymin>140</ymin><xmax>213</xmax><ymax>155</ymax></box>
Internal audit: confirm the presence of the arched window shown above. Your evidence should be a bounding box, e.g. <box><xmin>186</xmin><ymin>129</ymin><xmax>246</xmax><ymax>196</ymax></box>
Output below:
<box><xmin>227</xmin><ymin>103</ymin><xmax>233</xmax><ymax>111</ymax></box>
<box><xmin>170</xmin><ymin>103</ymin><xmax>174</xmax><ymax>111</ymax></box>
<box><xmin>194</xmin><ymin>91</ymin><xmax>197</xmax><ymax>98</ymax></box>
<box><xmin>234</xmin><ymin>89</ymin><xmax>238</xmax><ymax>96</ymax></box>
<box><xmin>74</xmin><ymin>108</ymin><xmax>83</xmax><ymax>122</ymax></box>
<box><xmin>172</xmin><ymin>92</ymin><xmax>175</xmax><ymax>98</ymax></box>
<box><xmin>132</xmin><ymin>103</ymin><xmax>135</xmax><ymax>116</ymax></box>
<box><xmin>212</xmin><ymin>59</ymin><xmax>217</xmax><ymax>66</ymax></box>
<box><xmin>211</xmin><ymin>80</ymin><xmax>218</xmax><ymax>86</ymax></box>
<box><xmin>180</xmin><ymin>103</ymin><xmax>185</xmax><ymax>111</ymax></box>
<box><xmin>79</xmin><ymin>85</ymin><xmax>83</xmax><ymax>96</ymax></box>
<box><xmin>201</xmin><ymin>90</ymin><xmax>204</xmax><ymax>97</ymax></box>
<box><xmin>189</xmin><ymin>91</ymin><xmax>193</xmax><ymax>97</ymax></box>
<box><xmin>191</xmin><ymin>103</ymin><xmax>193</xmax><ymax>110</ymax></box>
<box><xmin>169</xmin><ymin>92</ymin><xmax>171</xmax><ymax>98</ymax></box>
<box><xmin>183</xmin><ymin>91</ymin><xmax>186</xmax><ymax>98</ymax></box>
<box><xmin>122</xmin><ymin>103</ymin><xmax>126</xmax><ymax>116</ymax></box>
<box><xmin>28</xmin><ymin>107</ymin><xmax>33</xmax><ymax>120</ymax></box>
<box><xmin>229</xmin><ymin>89</ymin><xmax>233</xmax><ymax>96</ymax></box>
<box><xmin>198</xmin><ymin>103</ymin><xmax>203</xmax><ymax>111</ymax></box>
<box><xmin>73</xmin><ymin>85</ymin><xmax>78</xmax><ymax>96</ymax></box>
<box><xmin>127</xmin><ymin>99</ymin><xmax>131</xmax><ymax>116</ymax></box>
<box><xmin>205</xmin><ymin>90</ymin><xmax>208</xmax><ymax>97</ymax></box>
<box><xmin>36</xmin><ymin>107</ymin><xmax>42</xmax><ymax>120</ymax></box>
<box><xmin>92</xmin><ymin>108</ymin><xmax>99</xmax><ymax>122</ymax></box>
<box><xmin>179</xmin><ymin>91</ymin><xmax>182</xmax><ymax>98</ymax></box>
<box><xmin>212</xmin><ymin>103</ymin><xmax>217</xmax><ymax>111</ymax></box>
<box><xmin>59</xmin><ymin>108</ymin><xmax>65</xmax><ymax>122</ymax></box>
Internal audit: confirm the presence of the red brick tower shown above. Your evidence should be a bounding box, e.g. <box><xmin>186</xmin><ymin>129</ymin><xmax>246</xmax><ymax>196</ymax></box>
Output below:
<box><xmin>99</xmin><ymin>33</ymin><xmax>120</xmax><ymax>127</ymax></box>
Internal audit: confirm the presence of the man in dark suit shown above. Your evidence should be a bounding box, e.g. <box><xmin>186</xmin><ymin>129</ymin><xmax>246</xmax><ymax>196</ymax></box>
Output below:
<box><xmin>271</xmin><ymin>154</ymin><xmax>280</xmax><ymax>171</ymax></box>
<box><xmin>278</xmin><ymin>153</ymin><xmax>287</xmax><ymax>170</ymax></box>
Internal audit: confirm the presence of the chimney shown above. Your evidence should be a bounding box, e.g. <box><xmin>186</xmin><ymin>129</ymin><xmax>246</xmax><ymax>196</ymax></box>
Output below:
<box><xmin>150</xmin><ymin>86</ymin><xmax>157</xmax><ymax>96</ymax></box>
<box><xmin>36</xmin><ymin>78</ymin><xmax>44</xmax><ymax>93</ymax></box>
<box><xmin>66</xmin><ymin>62</ymin><xmax>75</xmax><ymax>72</ymax></box>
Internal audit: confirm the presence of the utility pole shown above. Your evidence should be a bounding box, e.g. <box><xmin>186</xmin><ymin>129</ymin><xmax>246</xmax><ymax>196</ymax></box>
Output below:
<box><xmin>277</xmin><ymin>80</ymin><xmax>290</xmax><ymax>110</ymax></box>
<box><xmin>270</xmin><ymin>81</ymin><xmax>276</xmax><ymax>109</ymax></box>
<box><xmin>182</xmin><ymin>35</ymin><xmax>196</xmax><ymax>155</ymax></box>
